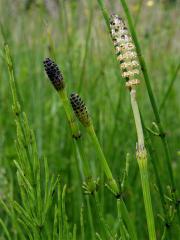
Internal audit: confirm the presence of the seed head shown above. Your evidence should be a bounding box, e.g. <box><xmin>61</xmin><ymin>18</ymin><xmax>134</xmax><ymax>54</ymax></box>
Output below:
<box><xmin>110</xmin><ymin>14</ymin><xmax>140</xmax><ymax>88</ymax></box>
<box><xmin>43</xmin><ymin>58</ymin><xmax>65</xmax><ymax>91</ymax></box>
<box><xmin>70</xmin><ymin>93</ymin><xmax>91</xmax><ymax>127</ymax></box>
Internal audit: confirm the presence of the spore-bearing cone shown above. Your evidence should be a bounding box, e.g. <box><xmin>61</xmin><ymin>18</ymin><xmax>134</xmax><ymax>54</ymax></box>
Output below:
<box><xmin>43</xmin><ymin>58</ymin><xmax>65</xmax><ymax>91</ymax></box>
<box><xmin>70</xmin><ymin>93</ymin><xmax>91</xmax><ymax>127</ymax></box>
<box><xmin>109</xmin><ymin>14</ymin><xmax>140</xmax><ymax>88</ymax></box>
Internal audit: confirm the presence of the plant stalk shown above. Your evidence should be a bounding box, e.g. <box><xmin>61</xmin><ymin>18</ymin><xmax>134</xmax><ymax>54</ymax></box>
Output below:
<box><xmin>57</xmin><ymin>89</ymin><xmax>96</xmax><ymax>239</ymax></box>
<box><xmin>87</xmin><ymin>124</ymin><xmax>119</xmax><ymax>195</ymax></box>
<box><xmin>86</xmin><ymin>124</ymin><xmax>137</xmax><ymax>240</ymax></box>
<box><xmin>130</xmin><ymin>88</ymin><xmax>156</xmax><ymax>240</ymax></box>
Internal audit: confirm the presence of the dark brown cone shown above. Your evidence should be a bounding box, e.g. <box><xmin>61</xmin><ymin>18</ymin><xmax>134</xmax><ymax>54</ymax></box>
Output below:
<box><xmin>43</xmin><ymin>58</ymin><xmax>65</xmax><ymax>91</ymax></box>
<box><xmin>70</xmin><ymin>93</ymin><xmax>91</xmax><ymax>127</ymax></box>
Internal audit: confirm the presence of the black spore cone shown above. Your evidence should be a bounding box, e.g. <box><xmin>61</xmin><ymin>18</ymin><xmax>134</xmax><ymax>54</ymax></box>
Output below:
<box><xmin>43</xmin><ymin>58</ymin><xmax>65</xmax><ymax>91</ymax></box>
<box><xmin>70</xmin><ymin>93</ymin><xmax>91</xmax><ymax>127</ymax></box>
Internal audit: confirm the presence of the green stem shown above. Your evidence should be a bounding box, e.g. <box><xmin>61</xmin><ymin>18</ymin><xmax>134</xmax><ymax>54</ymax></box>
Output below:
<box><xmin>57</xmin><ymin>90</ymin><xmax>95</xmax><ymax>238</ymax></box>
<box><xmin>78</xmin><ymin>1</ymin><xmax>93</xmax><ymax>92</ymax></box>
<box><xmin>86</xmin><ymin>196</ymin><xmax>96</xmax><ymax>240</ymax></box>
<box><xmin>137</xmin><ymin>154</ymin><xmax>156</xmax><ymax>240</ymax></box>
<box><xmin>4</xmin><ymin>44</ymin><xmax>21</xmax><ymax>115</ymax></box>
<box><xmin>130</xmin><ymin>89</ymin><xmax>144</xmax><ymax>147</ymax></box>
<box><xmin>94</xmin><ymin>192</ymin><xmax>113</xmax><ymax>239</ymax></box>
<box><xmin>144</xmin><ymin>129</ymin><xmax>167</xmax><ymax>216</ymax></box>
<box><xmin>130</xmin><ymin>89</ymin><xmax>156</xmax><ymax>240</ymax></box>
<box><xmin>87</xmin><ymin>124</ymin><xmax>119</xmax><ymax>195</ymax></box>
<box><xmin>96</xmin><ymin>0</ymin><xmax>110</xmax><ymax>32</ymax></box>
<box><xmin>142</xmin><ymin>115</ymin><xmax>174</xmax><ymax>234</ymax></box>
<box><xmin>117</xmin><ymin>200</ymin><xmax>127</xmax><ymax>240</ymax></box>
<box><xmin>119</xmin><ymin>200</ymin><xmax>138</xmax><ymax>240</ymax></box>
<box><xmin>86</xmin><ymin>124</ymin><xmax>137</xmax><ymax>240</ymax></box>
<box><xmin>159</xmin><ymin>62</ymin><xmax>180</xmax><ymax>112</ymax></box>
<box><xmin>59</xmin><ymin>89</ymin><xmax>92</xmax><ymax>177</ymax></box>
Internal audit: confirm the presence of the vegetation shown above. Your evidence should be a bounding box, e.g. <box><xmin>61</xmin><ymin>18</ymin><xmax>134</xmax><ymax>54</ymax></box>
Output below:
<box><xmin>0</xmin><ymin>0</ymin><xmax>180</xmax><ymax>239</ymax></box>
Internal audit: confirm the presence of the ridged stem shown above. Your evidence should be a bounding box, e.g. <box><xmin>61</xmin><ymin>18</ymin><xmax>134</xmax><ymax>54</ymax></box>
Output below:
<box><xmin>59</xmin><ymin>90</ymin><xmax>92</xmax><ymax>178</ymax></box>
<box><xmin>137</xmin><ymin>154</ymin><xmax>156</xmax><ymax>240</ymax></box>
<box><xmin>94</xmin><ymin>192</ymin><xmax>113</xmax><ymax>239</ymax></box>
<box><xmin>4</xmin><ymin>44</ymin><xmax>21</xmax><ymax>115</ymax></box>
<box><xmin>87</xmin><ymin>124</ymin><xmax>119</xmax><ymax>195</ymax></box>
<box><xmin>57</xmin><ymin>89</ymin><xmax>95</xmax><ymax>239</ymax></box>
<box><xmin>119</xmin><ymin>200</ymin><xmax>138</xmax><ymax>240</ymax></box>
<box><xmin>117</xmin><ymin>200</ymin><xmax>126</xmax><ymax>240</ymax></box>
<box><xmin>130</xmin><ymin>89</ymin><xmax>156</xmax><ymax>240</ymax></box>
<box><xmin>86</xmin><ymin>124</ymin><xmax>137</xmax><ymax>240</ymax></box>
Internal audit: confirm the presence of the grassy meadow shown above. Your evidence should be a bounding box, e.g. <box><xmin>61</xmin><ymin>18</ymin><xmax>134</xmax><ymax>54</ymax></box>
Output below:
<box><xmin>0</xmin><ymin>0</ymin><xmax>180</xmax><ymax>239</ymax></box>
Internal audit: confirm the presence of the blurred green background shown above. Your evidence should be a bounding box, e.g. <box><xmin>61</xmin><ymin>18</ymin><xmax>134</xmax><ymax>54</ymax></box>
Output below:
<box><xmin>0</xmin><ymin>0</ymin><xmax>180</xmax><ymax>239</ymax></box>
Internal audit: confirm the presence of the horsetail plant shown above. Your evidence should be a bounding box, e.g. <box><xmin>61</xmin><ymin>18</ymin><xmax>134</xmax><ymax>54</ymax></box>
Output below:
<box><xmin>70</xmin><ymin>93</ymin><xmax>138</xmax><ymax>240</ymax></box>
<box><xmin>97</xmin><ymin>0</ymin><xmax>179</xmax><ymax>233</ymax></box>
<box><xmin>43</xmin><ymin>58</ymin><xmax>98</xmax><ymax>191</ymax></box>
<box><xmin>43</xmin><ymin>58</ymin><xmax>98</xmax><ymax>239</ymax></box>
<box><xmin>44</xmin><ymin>58</ymin><xmax>86</xmax><ymax>174</ymax></box>
<box><xmin>70</xmin><ymin>93</ymin><xmax>119</xmax><ymax>196</ymax></box>
<box><xmin>118</xmin><ymin>0</ymin><xmax>180</xmax><ymax>225</ymax></box>
<box><xmin>118</xmin><ymin>1</ymin><xmax>178</xmax><ymax>208</ymax></box>
<box><xmin>110</xmin><ymin>14</ymin><xmax>156</xmax><ymax>240</ymax></box>
<box><xmin>43</xmin><ymin>58</ymin><xmax>80</xmax><ymax>140</ymax></box>
<box><xmin>3</xmin><ymin>44</ymin><xmax>75</xmax><ymax>239</ymax></box>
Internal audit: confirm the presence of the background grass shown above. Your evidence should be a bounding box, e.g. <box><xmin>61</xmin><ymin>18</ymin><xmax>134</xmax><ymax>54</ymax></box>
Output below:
<box><xmin>0</xmin><ymin>0</ymin><xmax>180</xmax><ymax>239</ymax></box>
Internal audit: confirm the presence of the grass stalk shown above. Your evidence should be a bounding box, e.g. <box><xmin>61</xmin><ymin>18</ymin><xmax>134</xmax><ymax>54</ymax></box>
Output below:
<box><xmin>96</xmin><ymin>0</ymin><xmax>110</xmax><ymax>32</ymax></box>
<box><xmin>159</xmin><ymin>62</ymin><xmax>180</xmax><ymax>112</ymax></box>
<box><xmin>78</xmin><ymin>1</ymin><xmax>93</xmax><ymax>92</ymax></box>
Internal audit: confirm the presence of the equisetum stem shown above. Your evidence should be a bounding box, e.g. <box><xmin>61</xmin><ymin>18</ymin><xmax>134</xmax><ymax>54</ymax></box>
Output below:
<box><xmin>58</xmin><ymin>90</ymin><xmax>92</xmax><ymax>179</ymax></box>
<box><xmin>94</xmin><ymin>192</ymin><xmax>113</xmax><ymax>239</ymax></box>
<box><xmin>117</xmin><ymin>200</ymin><xmax>127</xmax><ymax>240</ymax></box>
<box><xmin>130</xmin><ymin>89</ymin><xmax>144</xmax><ymax>147</ymax></box>
<box><xmin>119</xmin><ymin>200</ymin><xmax>138</xmax><ymax>240</ymax></box>
<box><xmin>86</xmin><ymin>124</ymin><xmax>137</xmax><ymax>240</ymax></box>
<box><xmin>58</xmin><ymin>89</ymin><xmax>96</xmax><ymax>238</ymax></box>
<box><xmin>130</xmin><ymin>88</ymin><xmax>156</xmax><ymax>240</ymax></box>
<box><xmin>5</xmin><ymin>44</ymin><xmax>21</xmax><ymax>115</ymax></box>
<box><xmin>86</xmin><ymin>124</ymin><xmax>119</xmax><ymax>195</ymax></box>
<box><xmin>137</xmin><ymin>153</ymin><xmax>156</xmax><ymax>240</ymax></box>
